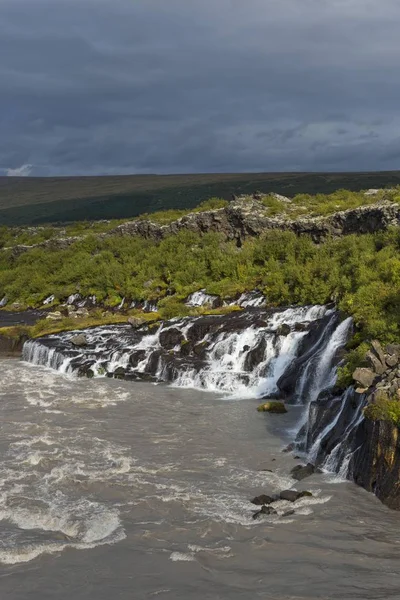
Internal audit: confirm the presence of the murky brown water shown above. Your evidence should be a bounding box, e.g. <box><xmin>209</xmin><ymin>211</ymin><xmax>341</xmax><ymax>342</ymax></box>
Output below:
<box><xmin>0</xmin><ymin>358</ymin><xmax>399</xmax><ymax>600</ymax></box>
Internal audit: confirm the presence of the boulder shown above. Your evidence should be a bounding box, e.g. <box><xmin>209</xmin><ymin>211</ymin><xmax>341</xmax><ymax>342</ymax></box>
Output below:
<box><xmin>352</xmin><ymin>368</ymin><xmax>376</xmax><ymax>389</ymax></box>
<box><xmin>280</xmin><ymin>490</ymin><xmax>313</xmax><ymax>502</ymax></box>
<box><xmin>252</xmin><ymin>505</ymin><xmax>277</xmax><ymax>519</ymax></box>
<box><xmin>386</xmin><ymin>354</ymin><xmax>398</xmax><ymax>368</ymax></box>
<box><xmin>276</xmin><ymin>324</ymin><xmax>291</xmax><ymax>336</ymax></box>
<box><xmin>386</xmin><ymin>343</ymin><xmax>400</xmax><ymax>357</ymax></box>
<box><xmin>159</xmin><ymin>327</ymin><xmax>184</xmax><ymax>350</ymax></box>
<box><xmin>70</xmin><ymin>334</ymin><xmax>88</xmax><ymax>347</ymax></box>
<box><xmin>371</xmin><ymin>340</ymin><xmax>387</xmax><ymax>366</ymax></box>
<box><xmin>291</xmin><ymin>463</ymin><xmax>315</xmax><ymax>481</ymax></box>
<box><xmin>365</xmin><ymin>350</ymin><xmax>386</xmax><ymax>375</ymax></box>
<box><xmin>128</xmin><ymin>316</ymin><xmax>146</xmax><ymax>329</ymax></box>
<box><xmin>257</xmin><ymin>401</ymin><xmax>287</xmax><ymax>414</ymax></box>
<box><xmin>251</xmin><ymin>494</ymin><xmax>274</xmax><ymax>506</ymax></box>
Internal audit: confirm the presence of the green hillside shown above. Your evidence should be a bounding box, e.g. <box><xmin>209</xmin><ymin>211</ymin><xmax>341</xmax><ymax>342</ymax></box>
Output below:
<box><xmin>2</xmin><ymin>171</ymin><xmax>400</xmax><ymax>225</ymax></box>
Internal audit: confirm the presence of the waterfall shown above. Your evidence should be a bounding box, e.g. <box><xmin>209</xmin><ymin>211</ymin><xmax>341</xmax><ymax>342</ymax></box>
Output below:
<box><xmin>21</xmin><ymin>304</ymin><xmax>347</xmax><ymax>401</ymax></box>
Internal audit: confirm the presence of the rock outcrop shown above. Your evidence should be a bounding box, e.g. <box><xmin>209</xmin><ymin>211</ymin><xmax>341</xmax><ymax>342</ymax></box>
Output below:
<box><xmin>5</xmin><ymin>196</ymin><xmax>400</xmax><ymax>256</ymax></box>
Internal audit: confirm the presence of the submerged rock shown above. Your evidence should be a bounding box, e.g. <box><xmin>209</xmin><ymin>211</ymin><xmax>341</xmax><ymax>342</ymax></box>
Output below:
<box><xmin>251</xmin><ymin>494</ymin><xmax>274</xmax><ymax>506</ymax></box>
<box><xmin>280</xmin><ymin>490</ymin><xmax>313</xmax><ymax>502</ymax></box>
<box><xmin>252</xmin><ymin>505</ymin><xmax>277</xmax><ymax>519</ymax></box>
<box><xmin>257</xmin><ymin>401</ymin><xmax>287</xmax><ymax>414</ymax></box>
<box><xmin>290</xmin><ymin>463</ymin><xmax>315</xmax><ymax>481</ymax></box>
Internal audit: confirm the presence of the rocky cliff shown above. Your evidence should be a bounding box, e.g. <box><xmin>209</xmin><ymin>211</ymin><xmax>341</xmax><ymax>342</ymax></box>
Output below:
<box><xmin>6</xmin><ymin>196</ymin><xmax>400</xmax><ymax>256</ymax></box>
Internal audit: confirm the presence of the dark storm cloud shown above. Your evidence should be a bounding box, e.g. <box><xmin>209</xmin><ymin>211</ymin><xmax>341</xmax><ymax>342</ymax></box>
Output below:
<box><xmin>1</xmin><ymin>0</ymin><xmax>400</xmax><ymax>175</ymax></box>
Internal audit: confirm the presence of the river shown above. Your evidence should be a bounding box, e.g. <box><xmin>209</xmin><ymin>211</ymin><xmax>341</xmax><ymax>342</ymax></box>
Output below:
<box><xmin>0</xmin><ymin>358</ymin><xmax>399</xmax><ymax>599</ymax></box>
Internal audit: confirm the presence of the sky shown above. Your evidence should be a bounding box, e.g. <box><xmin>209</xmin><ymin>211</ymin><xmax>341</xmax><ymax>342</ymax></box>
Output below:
<box><xmin>1</xmin><ymin>0</ymin><xmax>400</xmax><ymax>176</ymax></box>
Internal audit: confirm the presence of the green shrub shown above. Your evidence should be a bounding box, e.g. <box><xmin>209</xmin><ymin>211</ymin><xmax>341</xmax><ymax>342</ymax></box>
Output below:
<box><xmin>364</xmin><ymin>397</ymin><xmax>400</xmax><ymax>426</ymax></box>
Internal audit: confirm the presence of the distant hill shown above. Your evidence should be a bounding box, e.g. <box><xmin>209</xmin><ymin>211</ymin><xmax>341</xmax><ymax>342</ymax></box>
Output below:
<box><xmin>2</xmin><ymin>171</ymin><xmax>400</xmax><ymax>225</ymax></box>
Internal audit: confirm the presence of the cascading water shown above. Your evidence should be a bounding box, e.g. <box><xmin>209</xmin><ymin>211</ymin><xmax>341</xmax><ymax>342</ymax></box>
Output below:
<box><xmin>22</xmin><ymin>302</ymin><xmax>362</xmax><ymax>483</ymax></box>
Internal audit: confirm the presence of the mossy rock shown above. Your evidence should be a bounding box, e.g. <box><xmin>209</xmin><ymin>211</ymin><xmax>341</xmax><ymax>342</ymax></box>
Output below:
<box><xmin>257</xmin><ymin>401</ymin><xmax>287</xmax><ymax>414</ymax></box>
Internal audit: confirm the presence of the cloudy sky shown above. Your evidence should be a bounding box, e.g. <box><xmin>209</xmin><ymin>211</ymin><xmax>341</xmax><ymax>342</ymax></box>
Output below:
<box><xmin>1</xmin><ymin>0</ymin><xmax>400</xmax><ymax>176</ymax></box>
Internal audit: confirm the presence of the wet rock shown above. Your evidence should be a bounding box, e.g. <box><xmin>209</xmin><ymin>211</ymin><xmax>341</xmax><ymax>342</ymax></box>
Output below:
<box><xmin>159</xmin><ymin>327</ymin><xmax>184</xmax><ymax>350</ymax></box>
<box><xmin>257</xmin><ymin>401</ymin><xmax>287</xmax><ymax>414</ymax></box>
<box><xmin>280</xmin><ymin>490</ymin><xmax>313</xmax><ymax>502</ymax></box>
<box><xmin>252</xmin><ymin>505</ymin><xmax>277</xmax><ymax>519</ymax></box>
<box><xmin>276</xmin><ymin>323</ymin><xmax>291</xmax><ymax>336</ymax></box>
<box><xmin>291</xmin><ymin>463</ymin><xmax>315</xmax><ymax>481</ymax></box>
<box><xmin>243</xmin><ymin>338</ymin><xmax>266</xmax><ymax>371</ymax></box>
<box><xmin>112</xmin><ymin>367</ymin><xmax>126</xmax><ymax>379</ymax></box>
<box><xmin>352</xmin><ymin>368</ymin><xmax>377</xmax><ymax>389</ymax></box>
<box><xmin>281</xmin><ymin>509</ymin><xmax>295</xmax><ymax>517</ymax></box>
<box><xmin>70</xmin><ymin>333</ymin><xmax>88</xmax><ymax>347</ymax></box>
<box><xmin>251</xmin><ymin>494</ymin><xmax>274</xmax><ymax>506</ymax></box>
<box><xmin>76</xmin><ymin>363</ymin><xmax>95</xmax><ymax>378</ymax></box>
<box><xmin>294</xmin><ymin>322</ymin><xmax>308</xmax><ymax>332</ymax></box>
<box><xmin>129</xmin><ymin>349</ymin><xmax>147</xmax><ymax>367</ymax></box>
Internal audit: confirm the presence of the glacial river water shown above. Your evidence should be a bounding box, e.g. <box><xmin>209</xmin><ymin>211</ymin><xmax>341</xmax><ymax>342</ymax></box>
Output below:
<box><xmin>0</xmin><ymin>358</ymin><xmax>400</xmax><ymax>600</ymax></box>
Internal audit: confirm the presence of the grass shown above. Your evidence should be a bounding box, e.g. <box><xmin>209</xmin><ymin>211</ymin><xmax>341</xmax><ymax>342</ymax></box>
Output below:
<box><xmin>2</xmin><ymin>170</ymin><xmax>400</xmax><ymax>225</ymax></box>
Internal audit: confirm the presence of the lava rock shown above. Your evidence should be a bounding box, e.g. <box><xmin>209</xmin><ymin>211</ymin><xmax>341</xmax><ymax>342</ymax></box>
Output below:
<box><xmin>159</xmin><ymin>327</ymin><xmax>184</xmax><ymax>350</ymax></box>
<box><xmin>291</xmin><ymin>463</ymin><xmax>315</xmax><ymax>481</ymax></box>
<box><xmin>70</xmin><ymin>333</ymin><xmax>88</xmax><ymax>347</ymax></box>
<box><xmin>251</xmin><ymin>494</ymin><xmax>274</xmax><ymax>506</ymax></box>
<box><xmin>112</xmin><ymin>367</ymin><xmax>126</xmax><ymax>379</ymax></box>
<box><xmin>276</xmin><ymin>324</ymin><xmax>291</xmax><ymax>336</ymax></box>
<box><xmin>257</xmin><ymin>401</ymin><xmax>287</xmax><ymax>414</ymax></box>
<box><xmin>252</xmin><ymin>505</ymin><xmax>277</xmax><ymax>519</ymax></box>
<box><xmin>279</xmin><ymin>490</ymin><xmax>313</xmax><ymax>502</ymax></box>
<box><xmin>243</xmin><ymin>338</ymin><xmax>267</xmax><ymax>371</ymax></box>
<box><xmin>129</xmin><ymin>349</ymin><xmax>147</xmax><ymax>367</ymax></box>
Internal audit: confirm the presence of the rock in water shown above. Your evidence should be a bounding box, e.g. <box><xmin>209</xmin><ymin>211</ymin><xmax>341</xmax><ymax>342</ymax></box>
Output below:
<box><xmin>257</xmin><ymin>401</ymin><xmax>287</xmax><ymax>414</ymax></box>
<box><xmin>291</xmin><ymin>463</ymin><xmax>315</xmax><ymax>481</ymax></box>
<box><xmin>70</xmin><ymin>333</ymin><xmax>88</xmax><ymax>347</ymax></box>
<box><xmin>280</xmin><ymin>490</ymin><xmax>313</xmax><ymax>502</ymax></box>
<box><xmin>252</xmin><ymin>505</ymin><xmax>277</xmax><ymax>519</ymax></box>
<box><xmin>251</xmin><ymin>494</ymin><xmax>274</xmax><ymax>506</ymax></box>
<box><xmin>159</xmin><ymin>327</ymin><xmax>184</xmax><ymax>350</ymax></box>
<box><xmin>276</xmin><ymin>324</ymin><xmax>291</xmax><ymax>336</ymax></box>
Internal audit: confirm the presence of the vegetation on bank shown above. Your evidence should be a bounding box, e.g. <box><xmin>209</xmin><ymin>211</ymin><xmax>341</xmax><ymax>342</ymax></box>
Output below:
<box><xmin>364</xmin><ymin>396</ymin><xmax>400</xmax><ymax>426</ymax></box>
<box><xmin>3</xmin><ymin>188</ymin><xmax>400</xmax><ymax>388</ymax></box>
